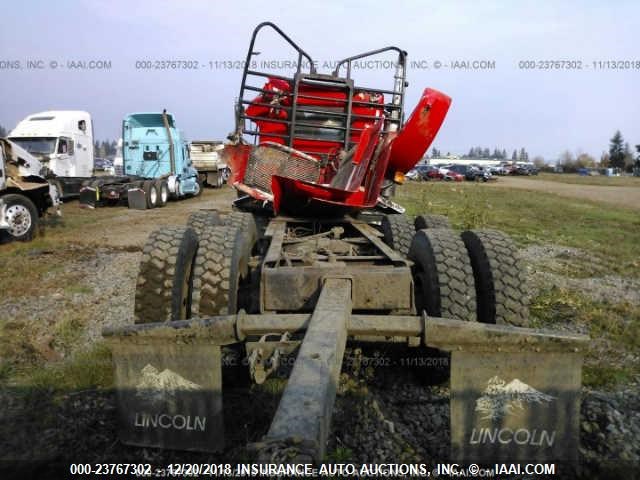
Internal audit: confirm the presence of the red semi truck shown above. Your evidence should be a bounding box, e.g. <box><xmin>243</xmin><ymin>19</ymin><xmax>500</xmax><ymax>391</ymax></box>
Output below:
<box><xmin>104</xmin><ymin>23</ymin><xmax>584</xmax><ymax>466</ymax></box>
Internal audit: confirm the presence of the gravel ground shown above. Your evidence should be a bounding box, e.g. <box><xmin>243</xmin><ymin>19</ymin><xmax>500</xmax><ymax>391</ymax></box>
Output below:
<box><xmin>0</xmin><ymin>247</ymin><xmax>139</xmax><ymax>362</ymax></box>
<box><xmin>520</xmin><ymin>244</ymin><xmax>640</xmax><ymax>306</ymax></box>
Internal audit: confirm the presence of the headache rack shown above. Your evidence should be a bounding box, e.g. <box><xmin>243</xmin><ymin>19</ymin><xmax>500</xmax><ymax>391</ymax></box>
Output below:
<box><xmin>235</xmin><ymin>22</ymin><xmax>407</xmax><ymax>160</ymax></box>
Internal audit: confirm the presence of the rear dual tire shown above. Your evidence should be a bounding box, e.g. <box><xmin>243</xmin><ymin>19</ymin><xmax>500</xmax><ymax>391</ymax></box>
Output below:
<box><xmin>461</xmin><ymin>229</ymin><xmax>529</xmax><ymax>326</ymax></box>
<box><xmin>191</xmin><ymin>219</ymin><xmax>256</xmax><ymax>385</ymax></box>
<box><xmin>382</xmin><ymin>213</ymin><xmax>452</xmax><ymax>257</ymax></box>
<box><xmin>187</xmin><ymin>210</ymin><xmax>222</xmax><ymax>237</ymax></box>
<box><xmin>191</xmin><ymin>225</ymin><xmax>247</xmax><ymax>316</ymax></box>
<box><xmin>142</xmin><ymin>179</ymin><xmax>168</xmax><ymax>208</ymax></box>
<box><xmin>134</xmin><ymin>226</ymin><xmax>198</xmax><ymax>323</ymax></box>
<box><xmin>409</xmin><ymin>228</ymin><xmax>477</xmax><ymax>322</ymax></box>
<box><xmin>133</xmin><ymin>215</ymin><xmax>257</xmax><ymax>324</ymax></box>
<box><xmin>414</xmin><ymin>214</ymin><xmax>450</xmax><ymax>230</ymax></box>
<box><xmin>381</xmin><ymin>214</ymin><xmax>414</xmax><ymax>257</ymax></box>
<box><xmin>408</xmin><ymin>227</ymin><xmax>529</xmax><ymax>384</ymax></box>
<box><xmin>409</xmin><ymin>227</ymin><xmax>529</xmax><ymax>326</ymax></box>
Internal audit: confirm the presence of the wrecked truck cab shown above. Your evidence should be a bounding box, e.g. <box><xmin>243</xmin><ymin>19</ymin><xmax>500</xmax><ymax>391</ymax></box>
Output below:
<box><xmin>8</xmin><ymin>110</ymin><xmax>95</xmax><ymax>198</ymax></box>
<box><xmin>0</xmin><ymin>138</ymin><xmax>62</xmax><ymax>241</ymax></box>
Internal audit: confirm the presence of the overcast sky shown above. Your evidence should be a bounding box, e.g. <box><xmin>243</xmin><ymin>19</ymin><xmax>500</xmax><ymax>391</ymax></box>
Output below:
<box><xmin>1</xmin><ymin>0</ymin><xmax>638</xmax><ymax>160</ymax></box>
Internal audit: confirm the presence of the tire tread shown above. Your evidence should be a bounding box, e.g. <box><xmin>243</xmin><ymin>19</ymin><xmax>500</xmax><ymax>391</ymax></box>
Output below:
<box><xmin>381</xmin><ymin>214</ymin><xmax>414</xmax><ymax>257</ymax></box>
<box><xmin>191</xmin><ymin>225</ymin><xmax>243</xmax><ymax>316</ymax></box>
<box><xmin>134</xmin><ymin>226</ymin><xmax>198</xmax><ymax>323</ymax></box>
<box><xmin>461</xmin><ymin>229</ymin><xmax>530</xmax><ymax>326</ymax></box>
<box><xmin>409</xmin><ymin>228</ymin><xmax>476</xmax><ymax>322</ymax></box>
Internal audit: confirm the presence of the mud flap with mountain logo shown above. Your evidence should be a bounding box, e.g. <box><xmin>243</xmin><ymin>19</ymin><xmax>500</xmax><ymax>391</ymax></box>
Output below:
<box><xmin>450</xmin><ymin>351</ymin><xmax>582</xmax><ymax>462</ymax></box>
<box><xmin>106</xmin><ymin>340</ymin><xmax>224</xmax><ymax>452</ymax></box>
<box><xmin>424</xmin><ymin>318</ymin><xmax>588</xmax><ymax>464</ymax></box>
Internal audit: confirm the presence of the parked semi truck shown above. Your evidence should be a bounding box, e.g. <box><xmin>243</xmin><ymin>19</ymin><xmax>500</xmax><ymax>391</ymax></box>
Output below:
<box><xmin>189</xmin><ymin>141</ymin><xmax>230</xmax><ymax>188</ymax></box>
<box><xmin>79</xmin><ymin>110</ymin><xmax>200</xmax><ymax>209</ymax></box>
<box><xmin>0</xmin><ymin>138</ymin><xmax>61</xmax><ymax>241</ymax></box>
<box><xmin>8</xmin><ymin>110</ymin><xmax>94</xmax><ymax>199</ymax></box>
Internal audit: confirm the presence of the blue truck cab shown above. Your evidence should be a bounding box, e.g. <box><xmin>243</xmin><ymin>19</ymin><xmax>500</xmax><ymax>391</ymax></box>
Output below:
<box><xmin>123</xmin><ymin>111</ymin><xmax>199</xmax><ymax>197</ymax></box>
<box><xmin>78</xmin><ymin>110</ymin><xmax>200</xmax><ymax>209</ymax></box>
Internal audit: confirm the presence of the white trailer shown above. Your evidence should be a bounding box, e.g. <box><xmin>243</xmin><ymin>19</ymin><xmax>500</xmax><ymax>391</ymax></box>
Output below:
<box><xmin>0</xmin><ymin>139</ymin><xmax>61</xmax><ymax>241</ymax></box>
<box><xmin>189</xmin><ymin>141</ymin><xmax>230</xmax><ymax>188</ymax></box>
<box><xmin>8</xmin><ymin>110</ymin><xmax>94</xmax><ymax>198</ymax></box>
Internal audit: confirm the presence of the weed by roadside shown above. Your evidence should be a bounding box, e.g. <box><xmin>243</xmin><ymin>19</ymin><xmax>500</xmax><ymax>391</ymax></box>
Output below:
<box><xmin>530</xmin><ymin>286</ymin><xmax>639</xmax><ymax>389</ymax></box>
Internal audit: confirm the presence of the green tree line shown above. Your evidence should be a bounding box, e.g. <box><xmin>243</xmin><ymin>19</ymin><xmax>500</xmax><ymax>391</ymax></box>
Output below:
<box><xmin>93</xmin><ymin>140</ymin><xmax>118</xmax><ymax>158</ymax></box>
<box><xmin>431</xmin><ymin>146</ymin><xmax>530</xmax><ymax>161</ymax></box>
<box><xmin>558</xmin><ymin>130</ymin><xmax>637</xmax><ymax>173</ymax></box>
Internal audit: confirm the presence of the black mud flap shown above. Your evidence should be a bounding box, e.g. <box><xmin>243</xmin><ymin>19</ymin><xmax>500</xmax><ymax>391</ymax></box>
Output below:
<box><xmin>79</xmin><ymin>187</ymin><xmax>103</xmax><ymax>209</ymax></box>
<box><xmin>106</xmin><ymin>339</ymin><xmax>224</xmax><ymax>452</ymax></box>
<box><xmin>449</xmin><ymin>350</ymin><xmax>582</xmax><ymax>464</ymax></box>
<box><xmin>425</xmin><ymin>318</ymin><xmax>587</xmax><ymax>465</ymax></box>
<box><xmin>127</xmin><ymin>188</ymin><xmax>147</xmax><ymax>210</ymax></box>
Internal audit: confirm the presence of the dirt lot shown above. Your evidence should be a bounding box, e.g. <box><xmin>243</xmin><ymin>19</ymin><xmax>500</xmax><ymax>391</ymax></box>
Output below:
<box><xmin>62</xmin><ymin>188</ymin><xmax>237</xmax><ymax>249</ymax></box>
<box><xmin>490</xmin><ymin>175</ymin><xmax>640</xmax><ymax>210</ymax></box>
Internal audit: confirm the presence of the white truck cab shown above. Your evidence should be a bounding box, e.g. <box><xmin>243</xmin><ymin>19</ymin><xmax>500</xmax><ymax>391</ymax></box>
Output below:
<box><xmin>8</xmin><ymin>111</ymin><xmax>94</xmax><ymax>197</ymax></box>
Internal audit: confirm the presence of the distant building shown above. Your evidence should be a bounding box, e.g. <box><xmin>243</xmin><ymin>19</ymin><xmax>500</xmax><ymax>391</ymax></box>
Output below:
<box><xmin>428</xmin><ymin>157</ymin><xmax>511</xmax><ymax>167</ymax></box>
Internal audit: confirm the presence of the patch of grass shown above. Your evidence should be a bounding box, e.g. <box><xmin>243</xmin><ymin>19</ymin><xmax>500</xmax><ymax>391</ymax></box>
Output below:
<box><xmin>588</xmin><ymin>301</ymin><xmax>640</xmax><ymax>351</ymax></box>
<box><xmin>0</xmin><ymin>319</ymin><xmax>40</xmax><ymax>380</ymax></box>
<box><xmin>0</xmin><ymin>243</ymin><xmax>61</xmax><ymax>298</ymax></box>
<box><xmin>53</xmin><ymin>313</ymin><xmax>86</xmax><ymax>353</ymax></box>
<box><xmin>531</xmin><ymin>287</ymin><xmax>639</xmax><ymax>350</ymax></box>
<box><xmin>455</xmin><ymin>187</ymin><xmax>490</xmax><ymax>230</ymax></box>
<box><xmin>530</xmin><ymin>172</ymin><xmax>640</xmax><ymax>187</ymax></box>
<box><xmin>583</xmin><ymin>365</ymin><xmax>636</xmax><ymax>389</ymax></box>
<box><xmin>64</xmin><ymin>284</ymin><xmax>93</xmax><ymax>295</ymax></box>
<box><xmin>15</xmin><ymin>342</ymin><xmax>113</xmax><ymax>392</ymax></box>
<box><xmin>397</xmin><ymin>182</ymin><xmax>640</xmax><ymax>276</ymax></box>
<box><xmin>0</xmin><ymin>358</ymin><xmax>13</xmax><ymax>382</ymax></box>
<box><xmin>530</xmin><ymin>286</ymin><xmax>640</xmax><ymax>389</ymax></box>
<box><xmin>0</xmin><ymin>241</ymin><xmax>94</xmax><ymax>298</ymax></box>
<box><xmin>326</xmin><ymin>445</ymin><xmax>354</xmax><ymax>462</ymax></box>
<box><xmin>338</xmin><ymin>372</ymin><xmax>369</xmax><ymax>397</ymax></box>
<box><xmin>40</xmin><ymin>202</ymin><xmax>124</xmax><ymax>238</ymax></box>
<box><xmin>398</xmin><ymin>183</ymin><xmax>491</xmax><ymax>231</ymax></box>
<box><xmin>255</xmin><ymin>377</ymin><xmax>288</xmax><ymax>396</ymax></box>
<box><xmin>1</xmin><ymin>310</ymin><xmax>104</xmax><ymax>392</ymax></box>
<box><xmin>529</xmin><ymin>287</ymin><xmax>590</xmax><ymax>327</ymax></box>
<box><xmin>534</xmin><ymin>251</ymin><xmax>609</xmax><ymax>279</ymax></box>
